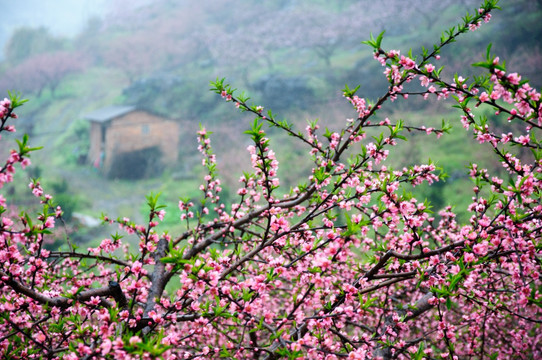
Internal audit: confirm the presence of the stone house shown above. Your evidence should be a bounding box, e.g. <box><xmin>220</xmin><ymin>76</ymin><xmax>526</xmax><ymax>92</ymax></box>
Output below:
<box><xmin>84</xmin><ymin>105</ymin><xmax>180</xmax><ymax>177</ymax></box>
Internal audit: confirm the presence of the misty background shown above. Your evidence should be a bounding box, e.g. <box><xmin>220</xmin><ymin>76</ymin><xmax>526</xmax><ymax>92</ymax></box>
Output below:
<box><xmin>1</xmin><ymin>0</ymin><xmax>541</xmax><ymax>246</ymax></box>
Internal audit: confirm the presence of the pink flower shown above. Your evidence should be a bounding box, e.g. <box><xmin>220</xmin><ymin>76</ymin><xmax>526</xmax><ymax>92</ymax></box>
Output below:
<box><xmin>0</xmin><ymin>98</ymin><xmax>10</xmax><ymax>108</ymax></box>
<box><xmin>420</xmin><ymin>76</ymin><xmax>430</xmax><ymax>87</ymax></box>
<box><xmin>20</xmin><ymin>158</ymin><xmax>31</xmax><ymax>169</ymax></box>
<box><xmin>34</xmin><ymin>332</ymin><xmax>46</xmax><ymax>342</ymax></box>
<box><xmin>131</xmin><ymin>261</ymin><xmax>144</xmax><ymax>275</ymax></box>
<box><xmin>469</xmin><ymin>21</ymin><xmax>481</xmax><ymax>31</ymax></box>
<box><xmin>479</xmin><ymin>92</ymin><xmax>489</xmax><ymax>102</ymax></box>
<box><xmin>88</xmin><ymin>296</ymin><xmax>101</xmax><ymax>306</ymax></box>
<box><xmin>429</xmin><ymin>255</ymin><xmax>440</xmax><ymax>266</ymax></box>
<box><xmin>399</xmin><ymin>55</ymin><xmax>416</xmax><ymax>69</ymax></box>
<box><xmin>100</xmin><ymin>339</ymin><xmax>112</xmax><ymax>355</ymax></box>
<box><xmin>464</xmin><ymin>252</ymin><xmax>476</xmax><ymax>263</ymax></box>
<box><xmin>515</xmin><ymin>135</ymin><xmax>530</xmax><ymax>145</ymax></box>
<box><xmin>450</xmin><ymin>265</ymin><xmax>461</xmax><ymax>275</ymax></box>
<box><xmin>44</xmin><ymin>216</ymin><xmax>55</xmax><ymax>229</ymax></box>
<box><xmin>473</xmin><ymin>241</ymin><xmax>488</xmax><ymax>256</ymax></box>
<box><xmin>507</xmin><ymin>72</ymin><xmax>521</xmax><ymax>85</ymax></box>
<box><xmin>156</xmin><ymin>210</ymin><xmax>166</xmax><ymax>221</ymax></box>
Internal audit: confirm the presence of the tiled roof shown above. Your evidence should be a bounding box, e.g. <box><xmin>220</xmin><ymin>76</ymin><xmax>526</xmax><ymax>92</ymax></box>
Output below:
<box><xmin>83</xmin><ymin>105</ymin><xmax>137</xmax><ymax>122</ymax></box>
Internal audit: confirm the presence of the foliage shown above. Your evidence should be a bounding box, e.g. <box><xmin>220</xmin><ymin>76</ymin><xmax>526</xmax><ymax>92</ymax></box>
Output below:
<box><xmin>54</xmin><ymin>119</ymin><xmax>91</xmax><ymax>166</ymax></box>
<box><xmin>121</xmin><ymin>74</ymin><xmax>216</xmax><ymax>118</ymax></box>
<box><xmin>3</xmin><ymin>27</ymin><xmax>65</xmax><ymax>64</ymax></box>
<box><xmin>252</xmin><ymin>74</ymin><xmax>315</xmax><ymax>112</ymax></box>
<box><xmin>0</xmin><ymin>1</ymin><xmax>541</xmax><ymax>359</ymax></box>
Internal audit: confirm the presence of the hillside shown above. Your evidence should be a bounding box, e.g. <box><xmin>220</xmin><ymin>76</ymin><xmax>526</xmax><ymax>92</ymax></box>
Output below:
<box><xmin>1</xmin><ymin>0</ymin><xmax>541</xmax><ymax>245</ymax></box>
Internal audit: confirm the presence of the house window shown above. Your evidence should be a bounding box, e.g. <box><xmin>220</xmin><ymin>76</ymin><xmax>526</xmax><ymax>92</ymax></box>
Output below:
<box><xmin>142</xmin><ymin>124</ymin><xmax>150</xmax><ymax>134</ymax></box>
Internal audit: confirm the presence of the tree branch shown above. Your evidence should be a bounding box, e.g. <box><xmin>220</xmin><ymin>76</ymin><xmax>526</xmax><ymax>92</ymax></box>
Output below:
<box><xmin>1</xmin><ymin>270</ymin><xmax>127</xmax><ymax>309</ymax></box>
<box><xmin>140</xmin><ymin>237</ymin><xmax>169</xmax><ymax>335</ymax></box>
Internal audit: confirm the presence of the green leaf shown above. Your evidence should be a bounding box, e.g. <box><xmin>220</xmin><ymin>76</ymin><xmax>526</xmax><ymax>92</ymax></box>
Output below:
<box><xmin>146</xmin><ymin>192</ymin><xmax>162</xmax><ymax>211</ymax></box>
<box><xmin>361</xmin><ymin>31</ymin><xmax>385</xmax><ymax>49</ymax></box>
<box><xmin>446</xmin><ymin>297</ymin><xmax>453</xmax><ymax>310</ymax></box>
<box><xmin>7</xmin><ymin>91</ymin><xmax>28</xmax><ymax>108</ymax></box>
<box><xmin>342</xmin><ymin>84</ymin><xmax>361</xmax><ymax>98</ymax></box>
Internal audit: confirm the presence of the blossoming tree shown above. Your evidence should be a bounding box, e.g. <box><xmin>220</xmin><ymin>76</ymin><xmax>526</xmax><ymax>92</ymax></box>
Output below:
<box><xmin>1</xmin><ymin>1</ymin><xmax>541</xmax><ymax>359</ymax></box>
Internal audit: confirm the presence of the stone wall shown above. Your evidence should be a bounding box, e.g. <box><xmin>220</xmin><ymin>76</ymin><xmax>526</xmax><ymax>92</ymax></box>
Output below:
<box><xmin>89</xmin><ymin>111</ymin><xmax>180</xmax><ymax>174</ymax></box>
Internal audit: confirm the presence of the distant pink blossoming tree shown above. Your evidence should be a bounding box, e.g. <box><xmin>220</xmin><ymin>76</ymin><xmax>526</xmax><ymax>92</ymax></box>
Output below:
<box><xmin>0</xmin><ymin>51</ymin><xmax>87</xmax><ymax>97</ymax></box>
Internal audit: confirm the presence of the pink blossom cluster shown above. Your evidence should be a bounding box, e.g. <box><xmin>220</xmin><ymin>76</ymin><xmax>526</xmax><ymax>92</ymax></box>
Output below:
<box><xmin>0</xmin><ymin>98</ymin><xmax>12</xmax><ymax>118</ymax></box>
<box><xmin>1</xmin><ymin>2</ymin><xmax>541</xmax><ymax>359</ymax></box>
